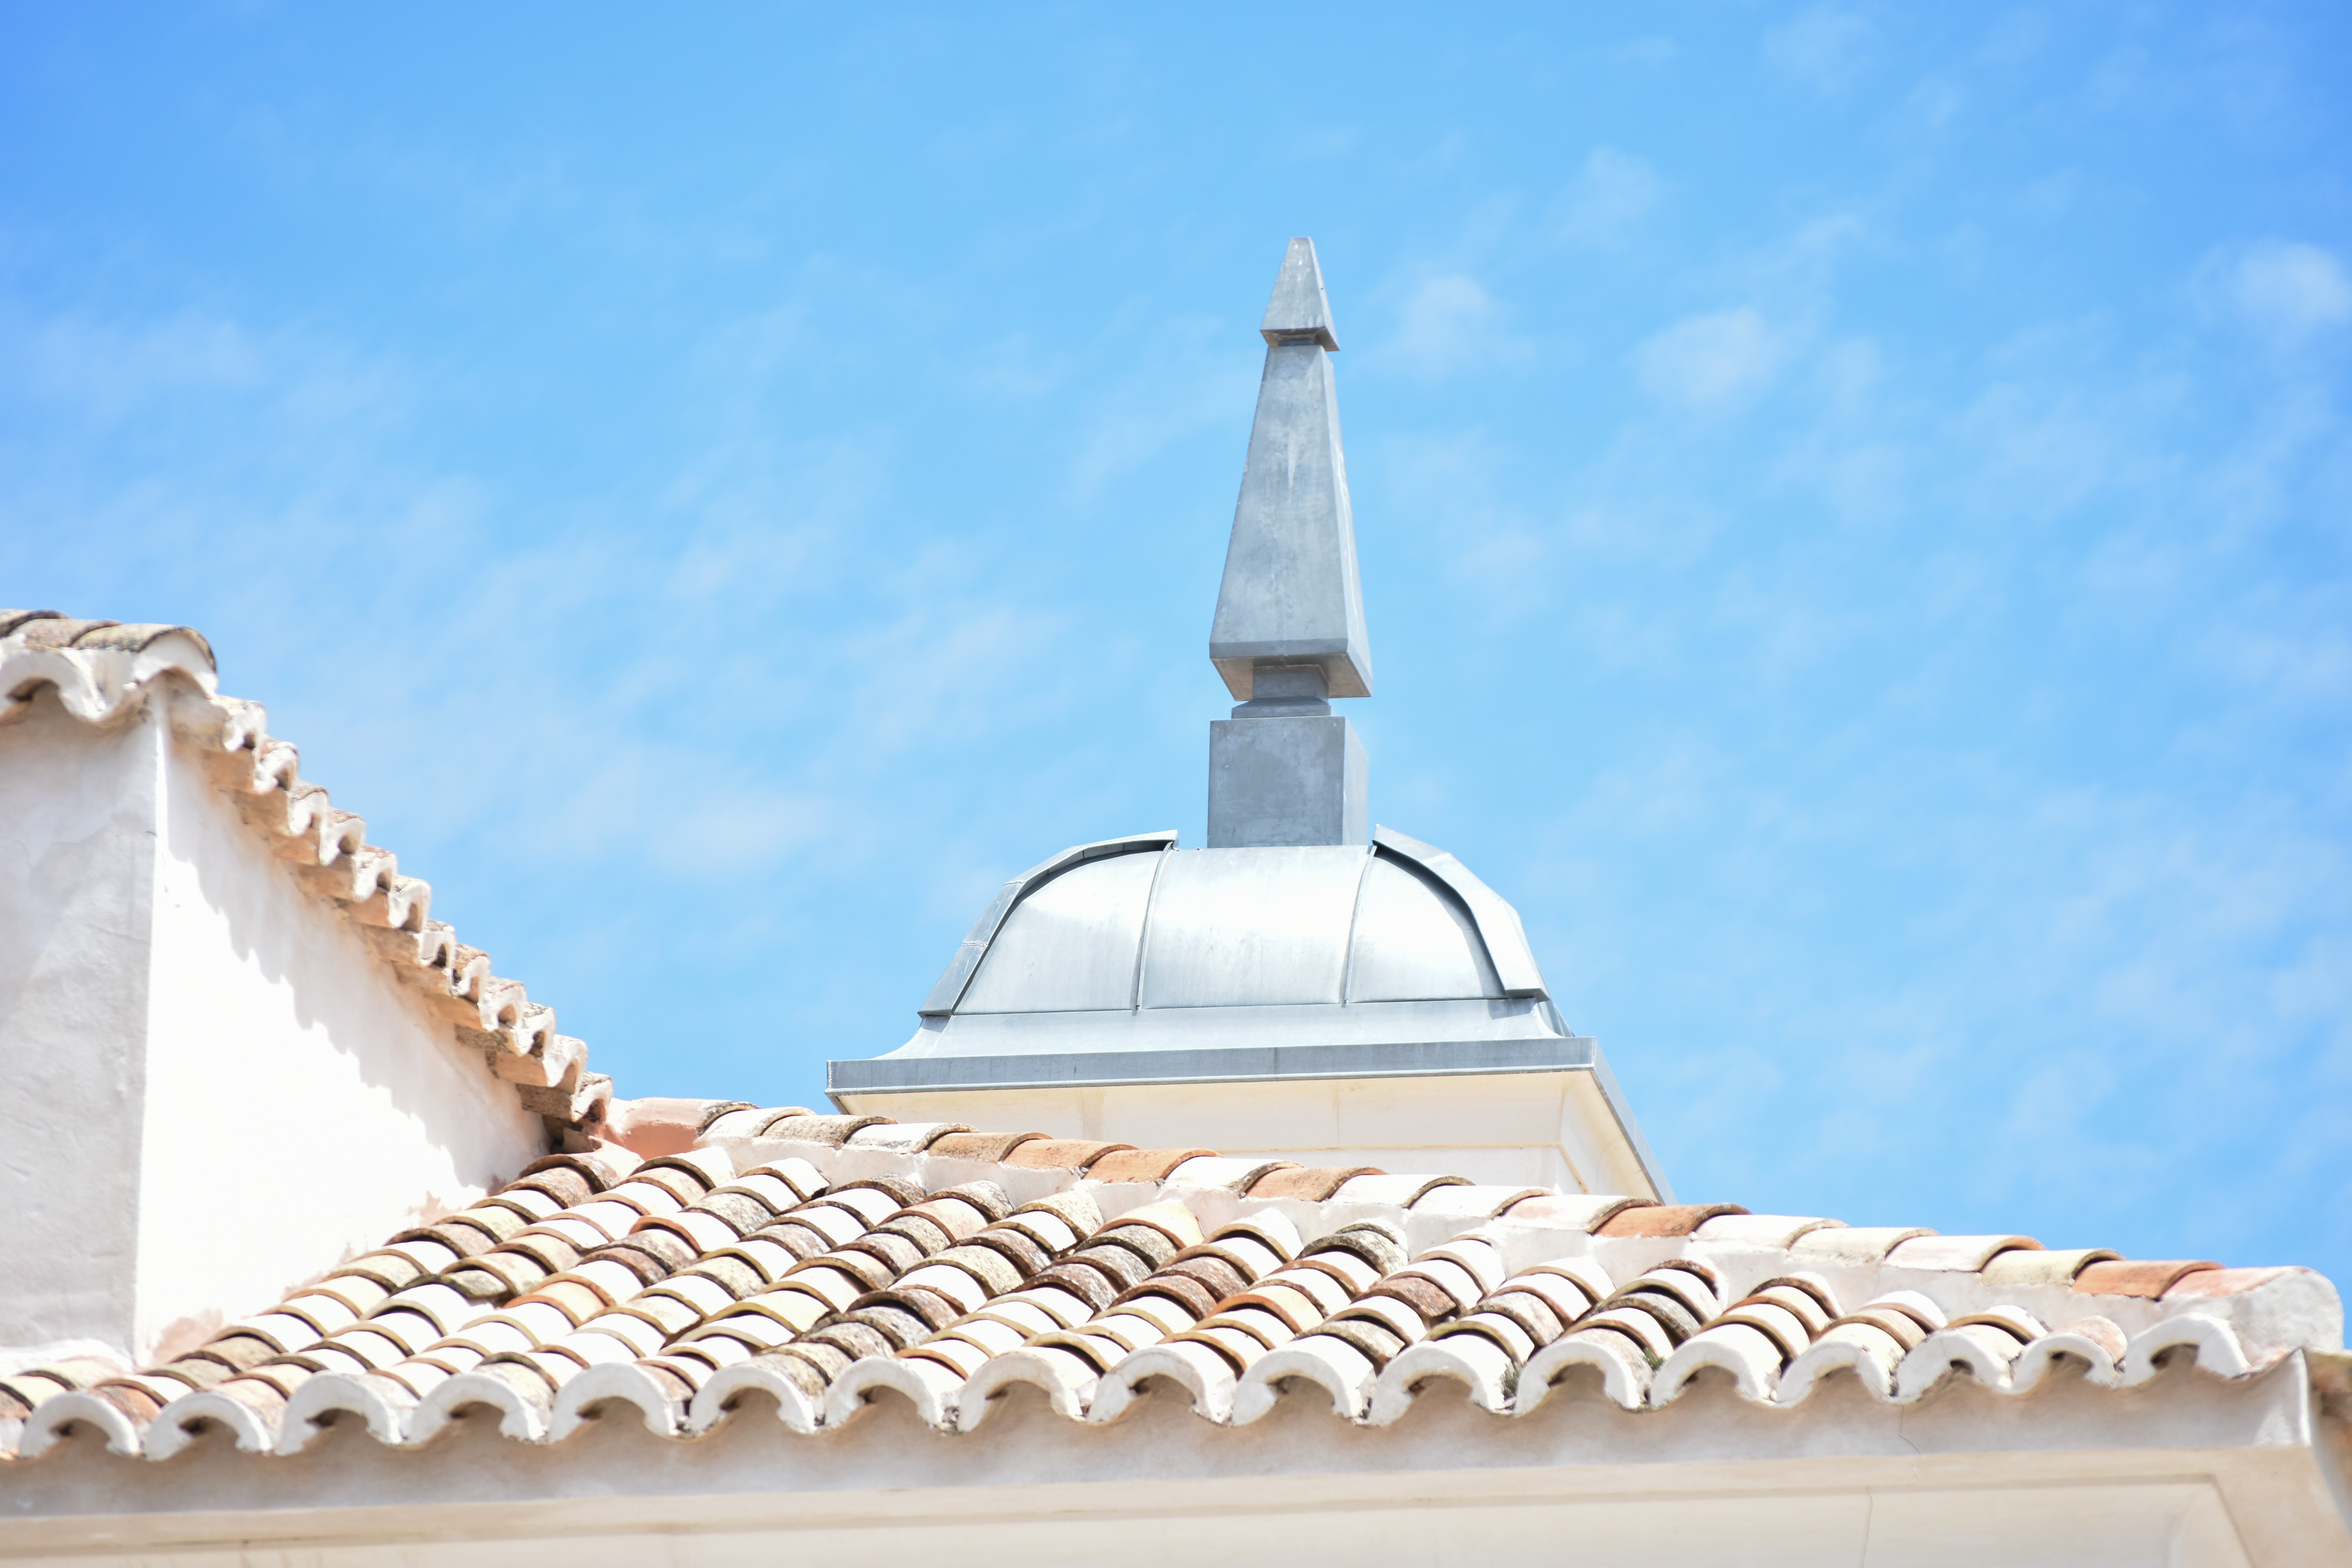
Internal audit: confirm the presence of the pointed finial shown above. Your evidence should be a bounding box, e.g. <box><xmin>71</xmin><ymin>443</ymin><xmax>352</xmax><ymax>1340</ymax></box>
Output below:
<box><xmin>1260</xmin><ymin>237</ymin><xmax>1340</xmax><ymax>352</ymax></box>
<box><xmin>1209</xmin><ymin>238</ymin><xmax>1373</xmax><ymax>704</ymax></box>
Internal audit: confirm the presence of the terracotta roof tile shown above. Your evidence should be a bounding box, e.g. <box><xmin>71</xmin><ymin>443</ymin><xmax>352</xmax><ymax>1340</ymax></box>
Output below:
<box><xmin>2161</xmin><ymin>1265</ymin><xmax>2305</xmax><ymax>1299</ymax></box>
<box><xmin>1885</xmin><ymin>1234</ymin><xmax>2042</xmax><ymax>1273</ymax></box>
<box><xmin>2075</xmin><ymin>1259</ymin><xmax>2222</xmax><ymax>1298</ymax></box>
<box><xmin>1243</xmin><ymin>1164</ymin><xmax>1383</xmax><ymax>1200</ymax></box>
<box><xmin>1692</xmin><ymin>1213</ymin><xmax>1841</xmax><ymax>1248</ymax></box>
<box><xmin>1165</xmin><ymin>1156</ymin><xmax>1302</xmax><ymax>1192</ymax></box>
<box><xmin>1982</xmin><ymin>1248</ymin><xmax>2121</xmax><ymax>1287</ymax></box>
<box><xmin>1087</xmin><ymin>1148</ymin><xmax>1219</xmax><ymax>1184</ymax></box>
<box><xmin>1304</xmin><ymin>1222</ymin><xmax>1409</xmax><ymax>1277</ymax></box>
<box><xmin>1151</xmin><ymin>1255</ymin><xmax>1248</xmax><ymax>1304</ymax></box>
<box><xmin>752</xmin><ymin>1114</ymin><xmax>891</xmax><ymax>1147</ymax></box>
<box><xmin>1003</xmin><ymin>1139</ymin><xmax>1136</xmax><ymax>1171</ymax></box>
<box><xmin>1367</xmin><ymin>1274</ymin><xmax>1457</xmax><ymax>1322</ymax></box>
<box><xmin>1596</xmin><ymin>1202</ymin><xmax>1748</xmax><ymax>1239</ymax></box>
<box><xmin>1788</xmin><ymin>1226</ymin><xmax>1934</xmax><ymax>1265</ymax></box>
<box><xmin>699</xmin><ymin>1107</ymin><xmax>784</xmax><ymax>1140</ymax></box>
<box><xmin>1496</xmin><ymin>1193</ymin><xmax>1649</xmax><ymax>1231</ymax></box>
<box><xmin>1331</xmin><ymin>1173</ymin><xmax>1469</xmax><ymax>1207</ymax></box>
<box><xmin>927</xmin><ymin>1130</ymin><xmax>1050</xmax><ymax>1163</ymax></box>
<box><xmin>8</xmin><ymin>1105</ymin><xmax>2333</xmax><ymax>1460</ymax></box>
<box><xmin>844</xmin><ymin>1121</ymin><xmax>972</xmax><ymax>1154</ymax></box>
<box><xmin>693</xmin><ymin>1101</ymin><xmax>759</xmax><ymax>1133</ymax></box>
<box><xmin>1406</xmin><ymin>1185</ymin><xmax>1549</xmax><ymax>1220</ymax></box>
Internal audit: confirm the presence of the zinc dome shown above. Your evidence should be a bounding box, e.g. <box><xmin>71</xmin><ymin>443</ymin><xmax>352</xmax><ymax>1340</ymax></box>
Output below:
<box><xmin>831</xmin><ymin>825</ymin><xmax>1598</xmax><ymax>1097</ymax></box>
<box><xmin>827</xmin><ymin>238</ymin><xmax>1664</xmax><ymax>1198</ymax></box>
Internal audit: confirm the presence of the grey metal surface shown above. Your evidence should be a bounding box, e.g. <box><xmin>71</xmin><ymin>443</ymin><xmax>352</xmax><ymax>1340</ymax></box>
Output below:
<box><xmin>1345</xmin><ymin>851</ymin><xmax>1502</xmax><ymax>1003</ymax></box>
<box><xmin>885</xmin><ymin>995</ymin><xmax>1565</xmax><ymax>1059</ymax></box>
<box><xmin>834</xmin><ymin>1034</ymin><xmax>1598</xmax><ymax>1093</ymax></box>
<box><xmin>1260</xmin><ymin>235</ymin><xmax>1340</xmax><ymax>351</ymax></box>
<box><xmin>916</xmin><ymin>830</ymin><xmax>1176</xmax><ymax>1018</ymax></box>
<box><xmin>902</xmin><ymin>830</ymin><xmax>1548</xmax><ymax>1044</ymax></box>
<box><xmin>1207</xmin><ymin>711</ymin><xmax>1367</xmax><ymax>848</ymax></box>
<box><xmin>1229</xmin><ymin>662</ymin><xmax>1333</xmax><ymax>714</ymax></box>
<box><xmin>1138</xmin><ymin>845</ymin><xmax>1365</xmax><ymax>1008</ymax></box>
<box><xmin>1209</xmin><ymin>238</ymin><xmax>1372</xmax><ymax>702</ymax></box>
<box><xmin>1372</xmin><ymin>825</ymin><xmax>1549</xmax><ymax>999</ymax></box>
<box><xmin>956</xmin><ymin>844</ymin><xmax>1167</xmax><ymax>1014</ymax></box>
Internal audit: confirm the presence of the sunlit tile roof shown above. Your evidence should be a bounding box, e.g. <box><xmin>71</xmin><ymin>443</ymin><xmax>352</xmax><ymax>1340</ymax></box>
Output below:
<box><xmin>4</xmin><ymin>1107</ymin><xmax>2327</xmax><ymax>1462</ymax></box>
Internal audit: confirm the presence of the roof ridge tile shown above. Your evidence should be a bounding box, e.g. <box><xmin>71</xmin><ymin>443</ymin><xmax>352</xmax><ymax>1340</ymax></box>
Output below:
<box><xmin>0</xmin><ymin>613</ymin><xmax>607</xmax><ymax>1137</ymax></box>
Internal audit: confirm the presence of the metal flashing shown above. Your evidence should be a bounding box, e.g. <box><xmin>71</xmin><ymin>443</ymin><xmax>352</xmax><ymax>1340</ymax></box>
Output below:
<box><xmin>916</xmin><ymin>832</ymin><xmax>1177</xmax><ymax>1017</ymax></box>
<box><xmin>831</xmin><ymin>1035</ymin><xmax>1601</xmax><ymax>1094</ymax></box>
<box><xmin>1371</xmin><ymin>825</ymin><xmax>1549</xmax><ymax>999</ymax></box>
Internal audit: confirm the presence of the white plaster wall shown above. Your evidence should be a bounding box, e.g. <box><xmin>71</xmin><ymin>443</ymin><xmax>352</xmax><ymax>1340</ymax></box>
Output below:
<box><xmin>0</xmin><ymin>696</ymin><xmax>156</xmax><ymax>1360</ymax></box>
<box><xmin>136</xmin><ymin>726</ymin><xmax>543</xmax><ymax>1361</ymax></box>
<box><xmin>844</xmin><ymin>1072</ymin><xmax>1655</xmax><ymax>1195</ymax></box>
<box><xmin>0</xmin><ymin>1481</ymin><xmax>2267</xmax><ymax>1568</ymax></box>
<box><xmin>8</xmin><ymin>1374</ymin><xmax>2345</xmax><ymax>1567</ymax></box>
<box><xmin>0</xmin><ymin>690</ymin><xmax>546</xmax><ymax>1365</ymax></box>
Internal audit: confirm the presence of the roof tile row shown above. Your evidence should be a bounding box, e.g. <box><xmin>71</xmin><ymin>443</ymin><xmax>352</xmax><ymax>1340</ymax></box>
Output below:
<box><xmin>3</xmin><ymin>1104</ymin><xmax>2329</xmax><ymax>1464</ymax></box>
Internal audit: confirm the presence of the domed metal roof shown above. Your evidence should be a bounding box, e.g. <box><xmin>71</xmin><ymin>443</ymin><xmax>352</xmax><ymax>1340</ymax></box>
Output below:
<box><xmin>823</xmin><ymin>239</ymin><xmax>1665</xmax><ymax>1198</ymax></box>
<box><xmin>832</xmin><ymin>826</ymin><xmax>1600</xmax><ymax>1098</ymax></box>
<box><xmin>936</xmin><ymin>827</ymin><xmax>1542</xmax><ymax>1016</ymax></box>
<box><xmin>955</xmin><ymin>842</ymin><xmax>1498</xmax><ymax>1014</ymax></box>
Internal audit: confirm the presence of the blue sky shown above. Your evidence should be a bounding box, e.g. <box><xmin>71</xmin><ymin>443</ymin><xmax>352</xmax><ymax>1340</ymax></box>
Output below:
<box><xmin>7</xmin><ymin>5</ymin><xmax>2349</xmax><ymax>1282</ymax></box>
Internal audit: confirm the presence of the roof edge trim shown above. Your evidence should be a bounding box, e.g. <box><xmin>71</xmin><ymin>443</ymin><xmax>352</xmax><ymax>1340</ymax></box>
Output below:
<box><xmin>916</xmin><ymin>831</ymin><xmax>1179</xmax><ymax>1018</ymax></box>
<box><xmin>1371</xmin><ymin>825</ymin><xmax>1548</xmax><ymax>998</ymax></box>
<box><xmin>831</xmin><ymin>1035</ymin><xmax>1599</xmax><ymax>1096</ymax></box>
<box><xmin>1585</xmin><ymin>1041</ymin><xmax>1675</xmax><ymax>1205</ymax></box>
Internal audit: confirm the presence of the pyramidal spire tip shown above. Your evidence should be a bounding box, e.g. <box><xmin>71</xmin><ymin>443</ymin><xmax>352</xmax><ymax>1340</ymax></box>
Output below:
<box><xmin>1259</xmin><ymin>237</ymin><xmax>1340</xmax><ymax>352</ymax></box>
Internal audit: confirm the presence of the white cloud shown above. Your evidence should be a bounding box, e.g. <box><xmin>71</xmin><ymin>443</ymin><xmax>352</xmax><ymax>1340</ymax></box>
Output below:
<box><xmin>1764</xmin><ymin>5</ymin><xmax>1873</xmax><ymax>93</ymax></box>
<box><xmin>1635</xmin><ymin>306</ymin><xmax>1786</xmax><ymax>410</ymax></box>
<box><xmin>1558</xmin><ymin>146</ymin><xmax>1661</xmax><ymax>247</ymax></box>
<box><xmin>1815</xmin><ymin>336</ymin><xmax>1883</xmax><ymax>410</ymax></box>
<box><xmin>3</xmin><ymin>308</ymin><xmax>383</xmax><ymax>432</ymax></box>
<box><xmin>2232</xmin><ymin>240</ymin><xmax>2352</xmax><ymax>345</ymax></box>
<box><xmin>1059</xmin><ymin>312</ymin><xmax>1243</xmax><ymax>501</ymax></box>
<box><xmin>1607</xmin><ymin>35</ymin><xmax>1677</xmax><ymax>68</ymax></box>
<box><xmin>1389</xmin><ymin>275</ymin><xmax>1499</xmax><ymax>377</ymax></box>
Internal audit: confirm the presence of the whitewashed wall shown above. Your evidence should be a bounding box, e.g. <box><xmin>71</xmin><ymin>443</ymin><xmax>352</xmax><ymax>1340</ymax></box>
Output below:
<box><xmin>0</xmin><ymin>693</ymin><xmax>545</xmax><ymax>1367</ymax></box>
<box><xmin>0</xmin><ymin>692</ymin><xmax>159</xmax><ymax>1363</ymax></box>
<box><xmin>839</xmin><ymin>1069</ymin><xmax>1653</xmax><ymax>1195</ymax></box>
<box><xmin>3</xmin><ymin>1368</ymin><xmax>2343</xmax><ymax>1567</ymax></box>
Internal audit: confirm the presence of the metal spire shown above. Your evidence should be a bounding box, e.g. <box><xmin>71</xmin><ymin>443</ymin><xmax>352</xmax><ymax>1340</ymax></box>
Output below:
<box><xmin>1208</xmin><ymin>237</ymin><xmax>1374</xmax><ymax>703</ymax></box>
<box><xmin>1205</xmin><ymin>239</ymin><xmax>1371</xmax><ymax>848</ymax></box>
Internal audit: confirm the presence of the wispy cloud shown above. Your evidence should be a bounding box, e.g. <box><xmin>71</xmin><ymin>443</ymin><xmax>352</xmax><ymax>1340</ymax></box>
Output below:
<box><xmin>1557</xmin><ymin>146</ymin><xmax>1661</xmax><ymax>247</ymax></box>
<box><xmin>1764</xmin><ymin>5</ymin><xmax>1875</xmax><ymax>94</ymax></box>
<box><xmin>1634</xmin><ymin>306</ymin><xmax>1789</xmax><ymax>410</ymax></box>
<box><xmin>1386</xmin><ymin>275</ymin><xmax>1502</xmax><ymax>379</ymax></box>
<box><xmin>1605</xmin><ymin>35</ymin><xmax>1677</xmax><ymax>69</ymax></box>
<box><xmin>2229</xmin><ymin>240</ymin><xmax>2352</xmax><ymax>347</ymax></box>
<box><xmin>0</xmin><ymin>282</ymin><xmax>1155</xmax><ymax>1099</ymax></box>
